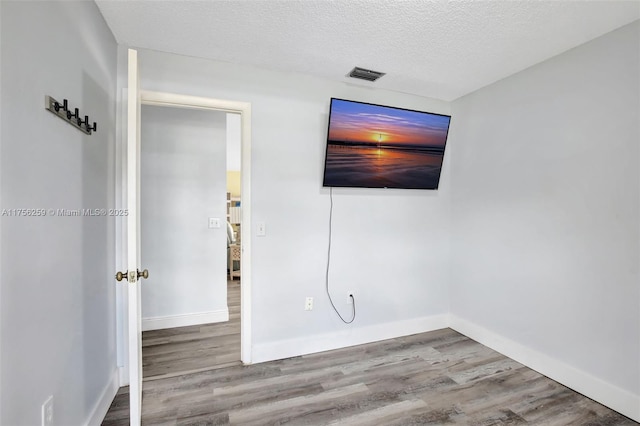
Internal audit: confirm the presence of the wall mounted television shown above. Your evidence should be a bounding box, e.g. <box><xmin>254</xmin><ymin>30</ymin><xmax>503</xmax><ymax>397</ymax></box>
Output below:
<box><xmin>322</xmin><ymin>98</ymin><xmax>451</xmax><ymax>190</ymax></box>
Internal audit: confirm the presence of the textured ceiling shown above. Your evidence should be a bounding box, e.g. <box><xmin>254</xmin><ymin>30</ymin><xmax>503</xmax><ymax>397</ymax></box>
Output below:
<box><xmin>95</xmin><ymin>0</ymin><xmax>640</xmax><ymax>101</ymax></box>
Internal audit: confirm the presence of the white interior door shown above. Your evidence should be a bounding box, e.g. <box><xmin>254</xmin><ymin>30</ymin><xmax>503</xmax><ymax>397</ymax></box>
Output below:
<box><xmin>127</xmin><ymin>48</ymin><xmax>143</xmax><ymax>425</ymax></box>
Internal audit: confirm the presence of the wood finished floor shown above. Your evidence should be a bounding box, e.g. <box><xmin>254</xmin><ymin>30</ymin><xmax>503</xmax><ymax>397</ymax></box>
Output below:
<box><xmin>103</xmin><ymin>327</ymin><xmax>637</xmax><ymax>425</ymax></box>
<box><xmin>142</xmin><ymin>280</ymin><xmax>241</xmax><ymax>379</ymax></box>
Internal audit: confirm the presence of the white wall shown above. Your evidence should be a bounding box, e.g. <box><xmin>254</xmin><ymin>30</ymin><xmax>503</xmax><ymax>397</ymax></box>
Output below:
<box><xmin>0</xmin><ymin>1</ymin><xmax>118</xmax><ymax>425</ymax></box>
<box><xmin>141</xmin><ymin>105</ymin><xmax>228</xmax><ymax>327</ymax></box>
<box><xmin>0</xmin><ymin>3</ymin><xmax>4</xmax><ymax>421</ymax></box>
<box><xmin>449</xmin><ymin>21</ymin><xmax>639</xmax><ymax>419</ymax></box>
<box><xmin>117</xmin><ymin>45</ymin><xmax>452</xmax><ymax>360</ymax></box>
<box><xmin>227</xmin><ymin>113</ymin><xmax>241</xmax><ymax>172</ymax></box>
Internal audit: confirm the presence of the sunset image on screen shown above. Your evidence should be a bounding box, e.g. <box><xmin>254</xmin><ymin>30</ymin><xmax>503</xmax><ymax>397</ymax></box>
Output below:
<box><xmin>328</xmin><ymin>100</ymin><xmax>449</xmax><ymax>148</ymax></box>
<box><xmin>323</xmin><ymin>99</ymin><xmax>451</xmax><ymax>189</ymax></box>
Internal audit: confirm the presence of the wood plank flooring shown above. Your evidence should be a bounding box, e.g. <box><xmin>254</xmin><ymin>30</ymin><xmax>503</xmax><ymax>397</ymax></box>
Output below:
<box><xmin>102</xmin><ymin>327</ymin><xmax>637</xmax><ymax>425</ymax></box>
<box><xmin>142</xmin><ymin>280</ymin><xmax>241</xmax><ymax>379</ymax></box>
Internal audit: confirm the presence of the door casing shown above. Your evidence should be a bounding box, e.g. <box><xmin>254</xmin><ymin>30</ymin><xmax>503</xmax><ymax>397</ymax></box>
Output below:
<box><xmin>115</xmin><ymin>90</ymin><xmax>253</xmax><ymax>386</ymax></box>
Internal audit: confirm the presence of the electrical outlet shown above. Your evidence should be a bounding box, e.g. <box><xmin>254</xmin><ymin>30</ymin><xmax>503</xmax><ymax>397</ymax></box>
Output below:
<box><xmin>305</xmin><ymin>297</ymin><xmax>313</xmax><ymax>311</ymax></box>
<box><xmin>347</xmin><ymin>293</ymin><xmax>354</xmax><ymax>304</ymax></box>
<box><xmin>42</xmin><ymin>395</ymin><xmax>53</xmax><ymax>426</ymax></box>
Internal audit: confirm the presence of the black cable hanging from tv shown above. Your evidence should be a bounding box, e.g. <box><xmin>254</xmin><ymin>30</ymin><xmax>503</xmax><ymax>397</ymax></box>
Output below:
<box><xmin>325</xmin><ymin>187</ymin><xmax>356</xmax><ymax>324</ymax></box>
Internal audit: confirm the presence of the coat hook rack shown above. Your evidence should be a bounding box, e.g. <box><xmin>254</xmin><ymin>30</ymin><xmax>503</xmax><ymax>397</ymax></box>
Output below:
<box><xmin>45</xmin><ymin>95</ymin><xmax>97</xmax><ymax>135</ymax></box>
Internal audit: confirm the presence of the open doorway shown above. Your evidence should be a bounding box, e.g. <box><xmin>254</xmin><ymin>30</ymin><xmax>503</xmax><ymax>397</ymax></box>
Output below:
<box><xmin>114</xmin><ymin>89</ymin><xmax>252</xmax><ymax>395</ymax></box>
<box><xmin>138</xmin><ymin>105</ymin><xmax>242</xmax><ymax>380</ymax></box>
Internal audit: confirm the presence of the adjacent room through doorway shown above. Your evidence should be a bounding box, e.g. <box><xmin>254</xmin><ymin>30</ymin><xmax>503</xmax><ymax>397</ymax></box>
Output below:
<box><xmin>139</xmin><ymin>106</ymin><xmax>242</xmax><ymax>380</ymax></box>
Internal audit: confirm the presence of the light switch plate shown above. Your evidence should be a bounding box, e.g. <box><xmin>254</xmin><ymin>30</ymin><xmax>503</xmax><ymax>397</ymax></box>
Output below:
<box><xmin>257</xmin><ymin>222</ymin><xmax>266</xmax><ymax>236</ymax></box>
<box><xmin>208</xmin><ymin>218</ymin><xmax>221</xmax><ymax>229</ymax></box>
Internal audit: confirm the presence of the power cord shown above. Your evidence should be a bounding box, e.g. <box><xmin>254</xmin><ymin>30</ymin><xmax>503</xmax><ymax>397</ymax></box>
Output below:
<box><xmin>325</xmin><ymin>187</ymin><xmax>356</xmax><ymax>324</ymax></box>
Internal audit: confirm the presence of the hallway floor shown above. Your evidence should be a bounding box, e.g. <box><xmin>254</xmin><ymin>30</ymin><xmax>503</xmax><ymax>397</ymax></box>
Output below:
<box><xmin>142</xmin><ymin>280</ymin><xmax>241</xmax><ymax>380</ymax></box>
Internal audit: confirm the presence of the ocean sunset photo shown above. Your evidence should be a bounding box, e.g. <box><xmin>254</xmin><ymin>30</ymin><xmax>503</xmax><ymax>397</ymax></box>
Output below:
<box><xmin>323</xmin><ymin>99</ymin><xmax>451</xmax><ymax>189</ymax></box>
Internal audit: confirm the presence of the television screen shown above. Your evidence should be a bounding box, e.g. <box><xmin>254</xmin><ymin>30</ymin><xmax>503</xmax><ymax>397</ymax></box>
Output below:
<box><xmin>322</xmin><ymin>98</ymin><xmax>451</xmax><ymax>190</ymax></box>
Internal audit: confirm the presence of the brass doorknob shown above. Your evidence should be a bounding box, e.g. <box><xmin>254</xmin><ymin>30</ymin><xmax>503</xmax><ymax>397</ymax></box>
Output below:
<box><xmin>115</xmin><ymin>271</ymin><xmax>126</xmax><ymax>281</ymax></box>
<box><xmin>137</xmin><ymin>269</ymin><xmax>149</xmax><ymax>279</ymax></box>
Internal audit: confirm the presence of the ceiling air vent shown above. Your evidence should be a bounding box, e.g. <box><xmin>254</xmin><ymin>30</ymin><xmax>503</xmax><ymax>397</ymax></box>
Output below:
<box><xmin>347</xmin><ymin>67</ymin><xmax>386</xmax><ymax>82</ymax></box>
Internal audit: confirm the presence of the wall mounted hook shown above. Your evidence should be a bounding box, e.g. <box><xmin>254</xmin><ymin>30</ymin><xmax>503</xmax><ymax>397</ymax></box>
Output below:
<box><xmin>45</xmin><ymin>96</ymin><xmax>97</xmax><ymax>135</ymax></box>
<box><xmin>83</xmin><ymin>116</ymin><xmax>97</xmax><ymax>133</ymax></box>
<box><xmin>54</xmin><ymin>99</ymin><xmax>68</xmax><ymax>113</ymax></box>
<box><xmin>67</xmin><ymin>107</ymin><xmax>79</xmax><ymax>120</ymax></box>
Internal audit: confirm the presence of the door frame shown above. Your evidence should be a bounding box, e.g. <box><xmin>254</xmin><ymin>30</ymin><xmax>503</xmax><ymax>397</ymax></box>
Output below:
<box><xmin>116</xmin><ymin>90</ymin><xmax>253</xmax><ymax>384</ymax></box>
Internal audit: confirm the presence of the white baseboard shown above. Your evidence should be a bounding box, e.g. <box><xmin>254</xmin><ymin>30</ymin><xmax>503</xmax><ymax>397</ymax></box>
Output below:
<box><xmin>449</xmin><ymin>315</ymin><xmax>640</xmax><ymax>423</ymax></box>
<box><xmin>252</xmin><ymin>314</ymin><xmax>449</xmax><ymax>364</ymax></box>
<box><xmin>142</xmin><ymin>308</ymin><xmax>229</xmax><ymax>331</ymax></box>
<box><xmin>86</xmin><ymin>368</ymin><xmax>119</xmax><ymax>426</ymax></box>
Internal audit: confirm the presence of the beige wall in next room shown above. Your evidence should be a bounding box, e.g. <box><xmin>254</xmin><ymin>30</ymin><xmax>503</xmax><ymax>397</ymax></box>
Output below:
<box><xmin>227</xmin><ymin>171</ymin><xmax>241</xmax><ymax>198</ymax></box>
